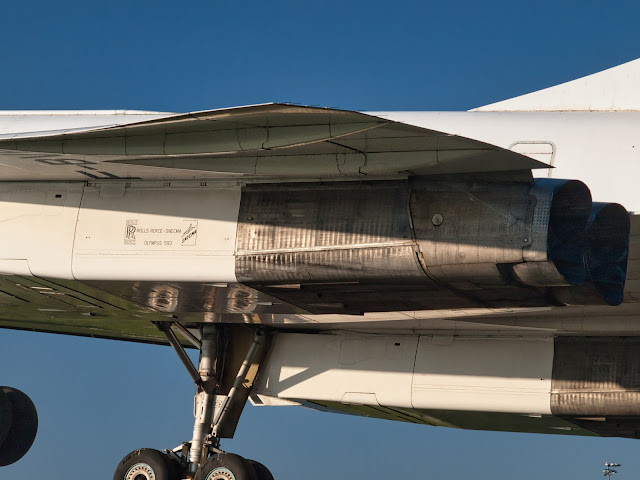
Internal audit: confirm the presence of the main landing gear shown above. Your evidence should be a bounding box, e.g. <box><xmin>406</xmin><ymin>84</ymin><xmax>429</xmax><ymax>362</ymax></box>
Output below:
<box><xmin>113</xmin><ymin>324</ymin><xmax>273</xmax><ymax>480</ymax></box>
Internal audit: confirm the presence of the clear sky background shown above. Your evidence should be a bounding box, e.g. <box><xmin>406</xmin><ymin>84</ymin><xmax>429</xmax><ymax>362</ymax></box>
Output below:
<box><xmin>2</xmin><ymin>1</ymin><xmax>640</xmax><ymax>479</ymax></box>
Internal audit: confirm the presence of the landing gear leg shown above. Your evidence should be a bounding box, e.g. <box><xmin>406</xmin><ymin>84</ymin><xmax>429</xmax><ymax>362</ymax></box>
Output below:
<box><xmin>113</xmin><ymin>323</ymin><xmax>273</xmax><ymax>480</ymax></box>
<box><xmin>188</xmin><ymin>324</ymin><xmax>220</xmax><ymax>474</ymax></box>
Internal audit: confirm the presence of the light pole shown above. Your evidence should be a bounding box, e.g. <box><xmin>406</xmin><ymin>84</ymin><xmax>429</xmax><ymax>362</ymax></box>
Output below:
<box><xmin>603</xmin><ymin>462</ymin><xmax>621</xmax><ymax>480</ymax></box>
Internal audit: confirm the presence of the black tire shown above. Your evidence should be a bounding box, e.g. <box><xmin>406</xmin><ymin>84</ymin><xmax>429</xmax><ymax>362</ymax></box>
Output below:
<box><xmin>246</xmin><ymin>459</ymin><xmax>274</xmax><ymax>480</ymax></box>
<box><xmin>113</xmin><ymin>448</ymin><xmax>173</xmax><ymax>480</ymax></box>
<box><xmin>0</xmin><ymin>388</ymin><xmax>13</xmax><ymax>451</ymax></box>
<box><xmin>0</xmin><ymin>387</ymin><xmax>38</xmax><ymax>467</ymax></box>
<box><xmin>163</xmin><ymin>453</ymin><xmax>185</xmax><ymax>480</ymax></box>
<box><xmin>195</xmin><ymin>453</ymin><xmax>258</xmax><ymax>480</ymax></box>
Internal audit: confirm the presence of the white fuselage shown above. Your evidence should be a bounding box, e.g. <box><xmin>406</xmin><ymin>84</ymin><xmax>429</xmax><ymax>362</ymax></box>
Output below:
<box><xmin>377</xmin><ymin>111</ymin><xmax>638</xmax><ymax>210</ymax></box>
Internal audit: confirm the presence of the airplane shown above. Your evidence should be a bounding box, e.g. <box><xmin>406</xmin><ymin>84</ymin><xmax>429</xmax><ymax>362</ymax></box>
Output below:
<box><xmin>0</xmin><ymin>57</ymin><xmax>639</xmax><ymax>480</ymax></box>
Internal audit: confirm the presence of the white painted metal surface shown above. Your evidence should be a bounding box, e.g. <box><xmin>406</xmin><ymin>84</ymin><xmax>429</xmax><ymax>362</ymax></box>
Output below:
<box><xmin>0</xmin><ymin>182</ymin><xmax>241</xmax><ymax>282</ymax></box>
<box><xmin>0</xmin><ymin>183</ymin><xmax>83</xmax><ymax>278</ymax></box>
<box><xmin>253</xmin><ymin>333</ymin><xmax>553</xmax><ymax>415</ymax></box>
<box><xmin>72</xmin><ymin>183</ymin><xmax>241</xmax><ymax>282</ymax></box>
<box><xmin>253</xmin><ymin>333</ymin><xmax>418</xmax><ymax>408</ymax></box>
<box><xmin>370</xmin><ymin>111</ymin><xmax>640</xmax><ymax>211</ymax></box>
<box><xmin>0</xmin><ymin>110</ymin><xmax>173</xmax><ymax>139</ymax></box>
<box><xmin>471</xmin><ymin>58</ymin><xmax>640</xmax><ymax>111</ymax></box>
<box><xmin>411</xmin><ymin>336</ymin><xmax>553</xmax><ymax>414</ymax></box>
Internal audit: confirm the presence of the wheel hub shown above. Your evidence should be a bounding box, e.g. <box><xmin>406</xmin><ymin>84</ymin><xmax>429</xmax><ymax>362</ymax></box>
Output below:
<box><xmin>125</xmin><ymin>462</ymin><xmax>156</xmax><ymax>480</ymax></box>
<box><xmin>205</xmin><ymin>467</ymin><xmax>236</xmax><ymax>480</ymax></box>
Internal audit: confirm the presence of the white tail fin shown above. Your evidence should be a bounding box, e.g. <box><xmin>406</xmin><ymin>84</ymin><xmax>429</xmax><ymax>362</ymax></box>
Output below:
<box><xmin>471</xmin><ymin>59</ymin><xmax>640</xmax><ymax>112</ymax></box>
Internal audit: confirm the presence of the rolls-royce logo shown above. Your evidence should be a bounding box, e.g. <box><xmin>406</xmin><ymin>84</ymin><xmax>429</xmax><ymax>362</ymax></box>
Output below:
<box><xmin>124</xmin><ymin>220</ymin><xmax>137</xmax><ymax>245</ymax></box>
<box><xmin>123</xmin><ymin>219</ymin><xmax>197</xmax><ymax>246</ymax></box>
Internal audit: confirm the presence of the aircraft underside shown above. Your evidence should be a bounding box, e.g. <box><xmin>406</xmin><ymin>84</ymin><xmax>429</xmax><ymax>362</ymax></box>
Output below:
<box><xmin>3</xmin><ymin>59</ymin><xmax>640</xmax><ymax>478</ymax></box>
<box><xmin>0</xmin><ymin>174</ymin><xmax>636</xmax><ymax>479</ymax></box>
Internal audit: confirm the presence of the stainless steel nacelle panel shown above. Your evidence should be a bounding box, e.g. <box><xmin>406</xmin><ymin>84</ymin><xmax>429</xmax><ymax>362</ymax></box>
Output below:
<box><xmin>411</xmin><ymin>178</ymin><xmax>595</xmax><ymax>288</ymax></box>
<box><xmin>412</xmin><ymin>177</ymin><xmax>628</xmax><ymax>305</ymax></box>
<box><xmin>409</xmin><ymin>178</ymin><xmax>533</xmax><ymax>286</ymax></box>
<box><xmin>236</xmin><ymin>181</ymin><xmax>427</xmax><ymax>284</ymax></box>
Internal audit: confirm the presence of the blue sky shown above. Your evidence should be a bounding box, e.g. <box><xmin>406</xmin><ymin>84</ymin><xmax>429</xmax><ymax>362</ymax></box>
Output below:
<box><xmin>2</xmin><ymin>1</ymin><xmax>640</xmax><ymax>479</ymax></box>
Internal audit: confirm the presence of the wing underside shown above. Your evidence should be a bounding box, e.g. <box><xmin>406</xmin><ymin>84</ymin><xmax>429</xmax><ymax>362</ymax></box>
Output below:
<box><xmin>0</xmin><ymin>104</ymin><xmax>547</xmax><ymax>182</ymax></box>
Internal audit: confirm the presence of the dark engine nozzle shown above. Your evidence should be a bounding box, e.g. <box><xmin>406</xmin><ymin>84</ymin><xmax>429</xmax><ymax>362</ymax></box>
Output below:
<box><xmin>0</xmin><ymin>386</ymin><xmax>38</xmax><ymax>466</ymax></box>
<box><xmin>553</xmin><ymin>202</ymin><xmax>630</xmax><ymax>306</ymax></box>
<box><xmin>513</xmin><ymin>179</ymin><xmax>592</xmax><ymax>287</ymax></box>
<box><xmin>545</xmin><ymin>180</ymin><xmax>593</xmax><ymax>285</ymax></box>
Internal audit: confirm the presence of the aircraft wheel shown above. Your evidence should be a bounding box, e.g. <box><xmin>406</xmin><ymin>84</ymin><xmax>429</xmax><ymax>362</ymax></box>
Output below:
<box><xmin>195</xmin><ymin>453</ymin><xmax>258</xmax><ymax>480</ymax></box>
<box><xmin>246</xmin><ymin>459</ymin><xmax>274</xmax><ymax>480</ymax></box>
<box><xmin>0</xmin><ymin>387</ymin><xmax>38</xmax><ymax>466</ymax></box>
<box><xmin>163</xmin><ymin>453</ymin><xmax>184</xmax><ymax>480</ymax></box>
<box><xmin>0</xmin><ymin>388</ymin><xmax>12</xmax><ymax>449</ymax></box>
<box><xmin>113</xmin><ymin>448</ymin><xmax>176</xmax><ymax>480</ymax></box>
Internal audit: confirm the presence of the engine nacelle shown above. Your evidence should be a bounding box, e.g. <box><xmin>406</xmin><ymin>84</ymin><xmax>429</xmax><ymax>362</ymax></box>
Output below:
<box><xmin>0</xmin><ymin>177</ymin><xmax>628</xmax><ymax>310</ymax></box>
<box><xmin>237</xmin><ymin>177</ymin><xmax>629</xmax><ymax>308</ymax></box>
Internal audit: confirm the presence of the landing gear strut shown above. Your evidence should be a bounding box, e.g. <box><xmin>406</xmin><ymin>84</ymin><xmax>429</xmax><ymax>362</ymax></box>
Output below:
<box><xmin>113</xmin><ymin>323</ymin><xmax>273</xmax><ymax>480</ymax></box>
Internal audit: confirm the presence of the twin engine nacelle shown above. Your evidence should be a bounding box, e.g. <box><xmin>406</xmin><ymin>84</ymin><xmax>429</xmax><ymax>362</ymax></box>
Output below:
<box><xmin>236</xmin><ymin>177</ymin><xmax>630</xmax><ymax>308</ymax></box>
<box><xmin>410</xmin><ymin>178</ymin><xmax>629</xmax><ymax>306</ymax></box>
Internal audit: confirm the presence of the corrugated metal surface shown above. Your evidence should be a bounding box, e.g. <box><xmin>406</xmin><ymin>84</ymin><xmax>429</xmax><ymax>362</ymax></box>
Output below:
<box><xmin>552</xmin><ymin>337</ymin><xmax>640</xmax><ymax>416</ymax></box>
<box><xmin>236</xmin><ymin>181</ymin><xmax>427</xmax><ymax>283</ymax></box>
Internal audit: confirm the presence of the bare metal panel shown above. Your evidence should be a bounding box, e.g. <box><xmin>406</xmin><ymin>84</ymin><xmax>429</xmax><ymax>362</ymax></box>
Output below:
<box><xmin>552</xmin><ymin>337</ymin><xmax>640</xmax><ymax>416</ymax></box>
<box><xmin>410</xmin><ymin>177</ymin><xmax>534</xmax><ymax>284</ymax></box>
<box><xmin>236</xmin><ymin>181</ymin><xmax>428</xmax><ymax>284</ymax></box>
